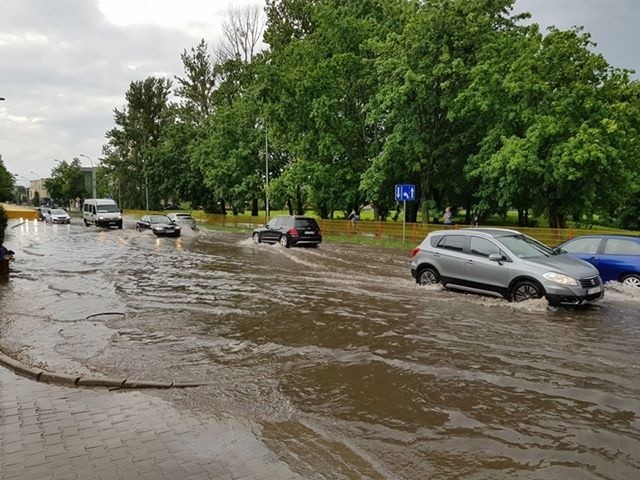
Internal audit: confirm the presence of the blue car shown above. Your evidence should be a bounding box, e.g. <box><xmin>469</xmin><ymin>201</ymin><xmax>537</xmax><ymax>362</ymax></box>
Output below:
<box><xmin>557</xmin><ymin>235</ymin><xmax>640</xmax><ymax>287</ymax></box>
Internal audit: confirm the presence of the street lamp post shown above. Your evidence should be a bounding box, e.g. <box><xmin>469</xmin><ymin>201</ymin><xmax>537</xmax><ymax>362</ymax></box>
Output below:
<box><xmin>80</xmin><ymin>154</ymin><xmax>97</xmax><ymax>199</ymax></box>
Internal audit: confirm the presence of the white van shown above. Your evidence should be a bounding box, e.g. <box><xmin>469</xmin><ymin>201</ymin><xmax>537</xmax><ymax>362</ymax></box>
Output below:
<box><xmin>82</xmin><ymin>198</ymin><xmax>123</xmax><ymax>229</ymax></box>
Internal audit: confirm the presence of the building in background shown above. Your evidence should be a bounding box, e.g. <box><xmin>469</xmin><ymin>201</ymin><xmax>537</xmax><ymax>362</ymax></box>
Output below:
<box><xmin>28</xmin><ymin>178</ymin><xmax>49</xmax><ymax>206</ymax></box>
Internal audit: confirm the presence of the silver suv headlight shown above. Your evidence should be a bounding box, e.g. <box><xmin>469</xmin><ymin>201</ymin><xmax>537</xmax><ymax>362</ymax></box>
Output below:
<box><xmin>543</xmin><ymin>272</ymin><xmax>579</xmax><ymax>286</ymax></box>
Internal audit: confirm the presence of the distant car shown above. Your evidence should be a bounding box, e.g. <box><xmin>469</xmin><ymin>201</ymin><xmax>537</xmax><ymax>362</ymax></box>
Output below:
<box><xmin>252</xmin><ymin>215</ymin><xmax>322</xmax><ymax>248</ymax></box>
<box><xmin>47</xmin><ymin>208</ymin><xmax>71</xmax><ymax>224</ymax></box>
<box><xmin>166</xmin><ymin>212</ymin><xmax>197</xmax><ymax>230</ymax></box>
<box><xmin>556</xmin><ymin>235</ymin><xmax>640</xmax><ymax>287</ymax></box>
<box><xmin>83</xmin><ymin>198</ymin><xmax>123</xmax><ymax>229</ymax></box>
<box><xmin>164</xmin><ymin>204</ymin><xmax>181</xmax><ymax>210</ymax></box>
<box><xmin>410</xmin><ymin>228</ymin><xmax>604</xmax><ymax>306</ymax></box>
<box><xmin>136</xmin><ymin>215</ymin><xmax>181</xmax><ymax>237</ymax></box>
<box><xmin>36</xmin><ymin>207</ymin><xmax>48</xmax><ymax>221</ymax></box>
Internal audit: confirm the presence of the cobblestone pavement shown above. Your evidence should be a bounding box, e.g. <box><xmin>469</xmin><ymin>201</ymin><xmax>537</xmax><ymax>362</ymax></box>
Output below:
<box><xmin>0</xmin><ymin>367</ymin><xmax>302</xmax><ymax>480</ymax></box>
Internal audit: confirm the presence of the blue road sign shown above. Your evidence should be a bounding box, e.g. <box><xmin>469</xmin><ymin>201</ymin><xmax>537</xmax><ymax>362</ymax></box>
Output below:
<box><xmin>395</xmin><ymin>184</ymin><xmax>415</xmax><ymax>202</ymax></box>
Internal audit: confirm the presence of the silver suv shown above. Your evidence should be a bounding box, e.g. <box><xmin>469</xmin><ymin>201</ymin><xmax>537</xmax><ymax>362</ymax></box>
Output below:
<box><xmin>410</xmin><ymin>228</ymin><xmax>604</xmax><ymax>306</ymax></box>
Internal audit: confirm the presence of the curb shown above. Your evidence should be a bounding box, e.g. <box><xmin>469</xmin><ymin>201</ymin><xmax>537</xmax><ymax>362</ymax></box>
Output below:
<box><xmin>0</xmin><ymin>351</ymin><xmax>207</xmax><ymax>389</ymax></box>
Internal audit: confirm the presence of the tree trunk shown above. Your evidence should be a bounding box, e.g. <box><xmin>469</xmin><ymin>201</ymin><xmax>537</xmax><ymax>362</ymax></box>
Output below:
<box><xmin>220</xmin><ymin>198</ymin><xmax>226</xmax><ymax>215</ymax></box>
<box><xmin>251</xmin><ymin>197</ymin><xmax>258</xmax><ymax>216</ymax></box>
<box><xmin>548</xmin><ymin>204</ymin><xmax>565</xmax><ymax>229</ymax></box>
<box><xmin>295</xmin><ymin>188</ymin><xmax>304</xmax><ymax>215</ymax></box>
<box><xmin>420</xmin><ymin>171</ymin><xmax>430</xmax><ymax>224</ymax></box>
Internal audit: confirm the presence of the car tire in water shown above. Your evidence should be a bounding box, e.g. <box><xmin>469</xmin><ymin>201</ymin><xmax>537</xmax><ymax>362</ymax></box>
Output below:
<box><xmin>253</xmin><ymin>233</ymin><xmax>261</xmax><ymax>244</ymax></box>
<box><xmin>621</xmin><ymin>273</ymin><xmax>640</xmax><ymax>287</ymax></box>
<box><xmin>511</xmin><ymin>280</ymin><xmax>543</xmax><ymax>302</ymax></box>
<box><xmin>417</xmin><ymin>266</ymin><xmax>439</xmax><ymax>285</ymax></box>
<box><xmin>279</xmin><ymin>235</ymin><xmax>289</xmax><ymax>248</ymax></box>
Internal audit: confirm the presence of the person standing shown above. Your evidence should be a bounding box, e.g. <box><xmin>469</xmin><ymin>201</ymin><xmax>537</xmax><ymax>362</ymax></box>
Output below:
<box><xmin>348</xmin><ymin>209</ymin><xmax>359</xmax><ymax>230</ymax></box>
<box><xmin>443</xmin><ymin>207</ymin><xmax>453</xmax><ymax>225</ymax></box>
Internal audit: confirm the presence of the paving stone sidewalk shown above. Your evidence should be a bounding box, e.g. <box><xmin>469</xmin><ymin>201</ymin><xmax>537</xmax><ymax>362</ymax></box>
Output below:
<box><xmin>0</xmin><ymin>367</ymin><xmax>301</xmax><ymax>480</ymax></box>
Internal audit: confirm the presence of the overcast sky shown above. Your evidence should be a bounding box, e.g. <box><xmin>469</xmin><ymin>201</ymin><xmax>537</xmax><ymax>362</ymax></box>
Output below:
<box><xmin>1</xmin><ymin>1</ymin><xmax>638</xmax><ymax>186</ymax></box>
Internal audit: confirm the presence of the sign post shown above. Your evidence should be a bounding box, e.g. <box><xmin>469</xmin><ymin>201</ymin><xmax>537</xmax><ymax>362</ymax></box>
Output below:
<box><xmin>395</xmin><ymin>184</ymin><xmax>415</xmax><ymax>245</ymax></box>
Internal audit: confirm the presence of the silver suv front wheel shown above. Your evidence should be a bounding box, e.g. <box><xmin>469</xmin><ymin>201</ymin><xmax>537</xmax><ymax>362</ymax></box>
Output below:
<box><xmin>511</xmin><ymin>280</ymin><xmax>543</xmax><ymax>302</ymax></box>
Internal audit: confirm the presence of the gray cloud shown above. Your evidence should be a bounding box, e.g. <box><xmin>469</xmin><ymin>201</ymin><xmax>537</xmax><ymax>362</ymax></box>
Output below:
<box><xmin>1</xmin><ymin>0</ymin><xmax>221</xmax><ymax>181</ymax></box>
<box><xmin>515</xmin><ymin>0</ymin><xmax>639</xmax><ymax>75</ymax></box>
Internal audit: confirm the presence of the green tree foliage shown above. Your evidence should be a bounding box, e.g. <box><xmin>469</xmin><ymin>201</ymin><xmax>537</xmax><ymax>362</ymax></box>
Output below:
<box><xmin>265</xmin><ymin>0</ymin><xmax>392</xmax><ymax>218</ymax></box>
<box><xmin>175</xmin><ymin>39</ymin><xmax>217</xmax><ymax>125</ymax></box>
<box><xmin>44</xmin><ymin>158</ymin><xmax>87</xmax><ymax>208</ymax></box>
<box><xmin>264</xmin><ymin>0</ymin><xmax>317</xmax><ymax>49</ymax></box>
<box><xmin>102</xmin><ymin>77</ymin><xmax>174</xmax><ymax>209</ymax></box>
<box><xmin>192</xmin><ymin>76</ymin><xmax>265</xmax><ymax>215</ymax></box>
<box><xmin>0</xmin><ymin>205</ymin><xmax>7</xmax><ymax>245</ymax></box>
<box><xmin>366</xmin><ymin>0</ymin><xmax>521</xmax><ymax>222</ymax></box>
<box><xmin>462</xmin><ymin>25</ymin><xmax>640</xmax><ymax>227</ymax></box>
<box><xmin>98</xmin><ymin>0</ymin><xmax>640</xmax><ymax>230</ymax></box>
<box><xmin>169</xmin><ymin>40</ymin><xmax>221</xmax><ymax>211</ymax></box>
<box><xmin>0</xmin><ymin>158</ymin><xmax>14</xmax><ymax>201</ymax></box>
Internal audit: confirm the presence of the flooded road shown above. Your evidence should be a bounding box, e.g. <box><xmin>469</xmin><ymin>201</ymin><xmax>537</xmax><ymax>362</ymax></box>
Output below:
<box><xmin>1</xmin><ymin>218</ymin><xmax>640</xmax><ymax>479</ymax></box>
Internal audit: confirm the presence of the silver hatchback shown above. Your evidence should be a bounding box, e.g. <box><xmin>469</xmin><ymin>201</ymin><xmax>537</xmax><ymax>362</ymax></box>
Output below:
<box><xmin>410</xmin><ymin>228</ymin><xmax>604</xmax><ymax>306</ymax></box>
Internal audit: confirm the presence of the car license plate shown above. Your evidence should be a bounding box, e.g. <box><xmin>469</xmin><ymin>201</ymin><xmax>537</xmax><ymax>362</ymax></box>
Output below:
<box><xmin>304</xmin><ymin>231</ymin><xmax>315</xmax><ymax>235</ymax></box>
<box><xmin>587</xmin><ymin>286</ymin><xmax>601</xmax><ymax>295</ymax></box>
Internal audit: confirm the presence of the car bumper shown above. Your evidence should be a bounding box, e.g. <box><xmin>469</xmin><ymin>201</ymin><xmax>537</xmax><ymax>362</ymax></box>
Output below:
<box><xmin>96</xmin><ymin>220</ymin><xmax>122</xmax><ymax>227</ymax></box>
<box><xmin>545</xmin><ymin>284</ymin><xmax>604</xmax><ymax>306</ymax></box>
<box><xmin>290</xmin><ymin>236</ymin><xmax>322</xmax><ymax>246</ymax></box>
<box><xmin>153</xmin><ymin>230</ymin><xmax>180</xmax><ymax>237</ymax></box>
<box><xmin>51</xmin><ymin>219</ymin><xmax>70</xmax><ymax>224</ymax></box>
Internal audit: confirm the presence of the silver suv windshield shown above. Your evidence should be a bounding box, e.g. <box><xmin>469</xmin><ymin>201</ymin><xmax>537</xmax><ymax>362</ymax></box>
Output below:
<box><xmin>496</xmin><ymin>234</ymin><xmax>556</xmax><ymax>259</ymax></box>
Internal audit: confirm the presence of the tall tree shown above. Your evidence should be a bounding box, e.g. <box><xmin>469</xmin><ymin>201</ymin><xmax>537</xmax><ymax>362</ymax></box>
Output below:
<box><xmin>264</xmin><ymin>0</ymin><xmax>317</xmax><ymax>49</ymax></box>
<box><xmin>102</xmin><ymin>77</ymin><xmax>173</xmax><ymax>209</ymax></box>
<box><xmin>265</xmin><ymin>0</ymin><xmax>392</xmax><ymax>218</ymax></box>
<box><xmin>170</xmin><ymin>40</ymin><xmax>220</xmax><ymax>210</ymax></box>
<box><xmin>44</xmin><ymin>158</ymin><xmax>87</xmax><ymax>208</ymax></box>
<box><xmin>219</xmin><ymin>5</ymin><xmax>265</xmax><ymax>63</ymax></box>
<box><xmin>175</xmin><ymin>39</ymin><xmax>217</xmax><ymax>124</ymax></box>
<box><xmin>366</xmin><ymin>0</ymin><xmax>520</xmax><ymax>222</ymax></box>
<box><xmin>0</xmin><ymin>157</ymin><xmax>14</xmax><ymax>201</ymax></box>
<box><xmin>462</xmin><ymin>26</ymin><xmax>640</xmax><ymax>228</ymax></box>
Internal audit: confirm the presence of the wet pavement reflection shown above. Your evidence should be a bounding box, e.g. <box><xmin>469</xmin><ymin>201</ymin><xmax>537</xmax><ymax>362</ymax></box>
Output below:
<box><xmin>1</xmin><ymin>218</ymin><xmax>640</xmax><ymax>479</ymax></box>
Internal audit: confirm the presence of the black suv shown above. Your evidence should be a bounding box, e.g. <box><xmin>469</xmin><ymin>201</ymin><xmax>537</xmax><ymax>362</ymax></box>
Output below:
<box><xmin>252</xmin><ymin>216</ymin><xmax>322</xmax><ymax>248</ymax></box>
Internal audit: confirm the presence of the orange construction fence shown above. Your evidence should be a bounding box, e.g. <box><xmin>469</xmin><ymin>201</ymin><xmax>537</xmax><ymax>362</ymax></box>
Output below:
<box><xmin>125</xmin><ymin>210</ymin><xmax>638</xmax><ymax>248</ymax></box>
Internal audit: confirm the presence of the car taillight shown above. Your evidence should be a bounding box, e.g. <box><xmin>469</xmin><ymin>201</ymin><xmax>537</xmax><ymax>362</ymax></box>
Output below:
<box><xmin>411</xmin><ymin>247</ymin><xmax>421</xmax><ymax>257</ymax></box>
<box><xmin>288</xmin><ymin>228</ymin><xmax>299</xmax><ymax>237</ymax></box>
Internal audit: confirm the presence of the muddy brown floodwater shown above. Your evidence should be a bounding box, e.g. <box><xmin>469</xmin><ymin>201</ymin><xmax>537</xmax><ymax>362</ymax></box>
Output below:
<box><xmin>1</xmin><ymin>218</ymin><xmax>640</xmax><ymax>479</ymax></box>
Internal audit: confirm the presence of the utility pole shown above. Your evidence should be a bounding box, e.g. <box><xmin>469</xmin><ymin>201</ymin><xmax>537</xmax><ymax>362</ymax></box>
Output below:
<box><xmin>265</xmin><ymin>122</ymin><xmax>269</xmax><ymax>221</ymax></box>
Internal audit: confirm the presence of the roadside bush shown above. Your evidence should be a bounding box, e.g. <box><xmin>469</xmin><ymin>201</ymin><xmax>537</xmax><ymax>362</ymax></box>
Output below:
<box><xmin>0</xmin><ymin>205</ymin><xmax>7</xmax><ymax>245</ymax></box>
